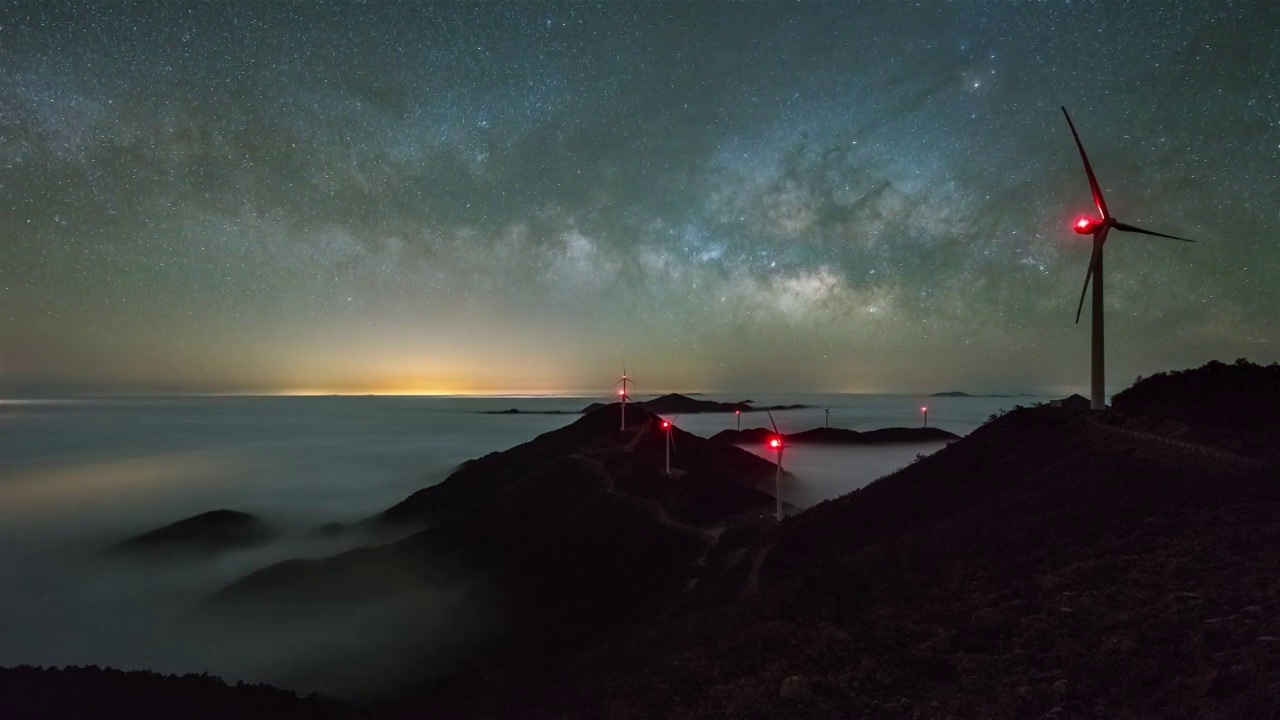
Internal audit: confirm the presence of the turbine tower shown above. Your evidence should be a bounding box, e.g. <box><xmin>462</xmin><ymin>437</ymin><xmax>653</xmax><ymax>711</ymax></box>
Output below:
<box><xmin>824</xmin><ymin>408</ymin><xmax>830</xmax><ymax>428</ymax></box>
<box><xmin>659</xmin><ymin>416</ymin><xmax>679</xmax><ymax>475</ymax></box>
<box><xmin>1061</xmin><ymin>107</ymin><xmax>1195</xmax><ymax>410</ymax></box>
<box><xmin>616</xmin><ymin>364</ymin><xmax>635</xmax><ymax>431</ymax></box>
<box><xmin>767</xmin><ymin>410</ymin><xmax>785</xmax><ymax>522</ymax></box>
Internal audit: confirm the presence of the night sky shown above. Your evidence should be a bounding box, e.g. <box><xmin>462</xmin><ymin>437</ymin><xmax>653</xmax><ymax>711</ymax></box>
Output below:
<box><xmin>3</xmin><ymin>1</ymin><xmax>1278</xmax><ymax>396</ymax></box>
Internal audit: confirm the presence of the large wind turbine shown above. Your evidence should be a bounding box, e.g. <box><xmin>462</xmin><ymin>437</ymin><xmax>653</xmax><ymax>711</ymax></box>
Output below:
<box><xmin>767</xmin><ymin>410</ymin><xmax>785</xmax><ymax>522</ymax></box>
<box><xmin>659</xmin><ymin>415</ymin><xmax>680</xmax><ymax>475</ymax></box>
<box><xmin>616</xmin><ymin>365</ymin><xmax>635</xmax><ymax>431</ymax></box>
<box><xmin>1061</xmin><ymin>107</ymin><xmax>1195</xmax><ymax>410</ymax></box>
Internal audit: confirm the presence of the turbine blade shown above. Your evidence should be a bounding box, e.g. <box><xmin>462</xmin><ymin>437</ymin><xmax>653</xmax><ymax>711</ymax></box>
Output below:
<box><xmin>1062</xmin><ymin>107</ymin><xmax>1110</xmax><ymax>220</ymax></box>
<box><xmin>766</xmin><ymin>409</ymin><xmax>780</xmax><ymax>434</ymax></box>
<box><xmin>1075</xmin><ymin>242</ymin><xmax>1101</xmax><ymax>324</ymax></box>
<box><xmin>1113</xmin><ymin>221</ymin><xmax>1195</xmax><ymax>243</ymax></box>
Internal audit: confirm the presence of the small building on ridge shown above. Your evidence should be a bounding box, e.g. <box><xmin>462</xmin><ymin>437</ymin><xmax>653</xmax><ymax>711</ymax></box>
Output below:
<box><xmin>1050</xmin><ymin>393</ymin><xmax>1092</xmax><ymax>411</ymax></box>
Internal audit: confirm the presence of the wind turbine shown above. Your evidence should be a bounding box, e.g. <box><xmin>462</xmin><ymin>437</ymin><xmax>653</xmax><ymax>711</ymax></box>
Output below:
<box><xmin>734</xmin><ymin>408</ymin><xmax>741</xmax><ymax>432</ymax></box>
<box><xmin>659</xmin><ymin>415</ymin><xmax>680</xmax><ymax>475</ymax></box>
<box><xmin>1061</xmin><ymin>107</ymin><xmax>1195</xmax><ymax>410</ymax></box>
<box><xmin>921</xmin><ymin>405</ymin><xmax>928</xmax><ymax>428</ymax></box>
<box><xmin>824</xmin><ymin>408</ymin><xmax>831</xmax><ymax>428</ymax></box>
<box><xmin>767</xmin><ymin>410</ymin><xmax>785</xmax><ymax>522</ymax></box>
<box><xmin>616</xmin><ymin>364</ymin><xmax>635</xmax><ymax>431</ymax></box>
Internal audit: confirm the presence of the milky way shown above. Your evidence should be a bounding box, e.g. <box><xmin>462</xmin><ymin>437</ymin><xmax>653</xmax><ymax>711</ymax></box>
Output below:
<box><xmin>3</xmin><ymin>1</ymin><xmax>1278</xmax><ymax>395</ymax></box>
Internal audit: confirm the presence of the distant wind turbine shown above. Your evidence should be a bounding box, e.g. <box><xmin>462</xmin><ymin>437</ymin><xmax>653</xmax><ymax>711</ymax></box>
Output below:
<box><xmin>824</xmin><ymin>407</ymin><xmax>830</xmax><ymax>428</ymax></box>
<box><xmin>1061</xmin><ymin>107</ymin><xmax>1195</xmax><ymax>411</ymax></box>
<box><xmin>767</xmin><ymin>410</ymin><xmax>785</xmax><ymax>522</ymax></box>
<box><xmin>659</xmin><ymin>415</ymin><xmax>680</xmax><ymax>475</ymax></box>
<box><xmin>734</xmin><ymin>408</ymin><xmax>741</xmax><ymax>432</ymax></box>
<box><xmin>616</xmin><ymin>364</ymin><xmax>635</xmax><ymax>431</ymax></box>
<box><xmin>921</xmin><ymin>405</ymin><xmax>928</xmax><ymax>428</ymax></box>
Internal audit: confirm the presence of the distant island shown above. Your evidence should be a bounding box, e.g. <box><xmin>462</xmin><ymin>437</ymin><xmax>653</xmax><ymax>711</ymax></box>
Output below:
<box><xmin>482</xmin><ymin>408</ymin><xmax>577</xmax><ymax>415</ymax></box>
<box><xmin>712</xmin><ymin>426</ymin><xmax>960</xmax><ymax>445</ymax></box>
<box><xmin>580</xmin><ymin>393</ymin><xmax>806</xmax><ymax>414</ymax></box>
<box><xmin>930</xmin><ymin>391</ymin><xmax>1035</xmax><ymax>398</ymax></box>
<box><xmin>484</xmin><ymin>394</ymin><xmax>808</xmax><ymax>415</ymax></box>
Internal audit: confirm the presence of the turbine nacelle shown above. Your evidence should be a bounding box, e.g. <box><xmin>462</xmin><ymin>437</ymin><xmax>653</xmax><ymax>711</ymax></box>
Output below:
<box><xmin>1073</xmin><ymin>216</ymin><xmax>1102</xmax><ymax>235</ymax></box>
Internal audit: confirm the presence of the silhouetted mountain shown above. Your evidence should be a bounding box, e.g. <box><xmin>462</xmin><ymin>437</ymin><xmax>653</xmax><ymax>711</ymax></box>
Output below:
<box><xmin>216</xmin><ymin>404</ymin><xmax>789</xmax><ymax>647</ymax></box>
<box><xmin>214</xmin><ymin>532</ymin><xmax>463</xmax><ymax>606</ymax></box>
<box><xmin>579</xmin><ymin>393</ymin><xmax>807</xmax><ymax>414</ymax></box>
<box><xmin>114</xmin><ymin>510</ymin><xmax>273</xmax><ymax>556</ymax></box>
<box><xmin>711</xmin><ymin>426</ymin><xmax>959</xmax><ymax>445</ymax></box>
<box><xmin>931</xmin><ymin>390</ymin><xmax>972</xmax><ymax>397</ymax></box>
<box><xmin>0</xmin><ymin>665</ymin><xmax>352</xmax><ymax>720</ymax></box>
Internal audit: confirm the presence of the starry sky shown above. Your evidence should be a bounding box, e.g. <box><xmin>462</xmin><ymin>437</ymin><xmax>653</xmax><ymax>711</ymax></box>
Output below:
<box><xmin>3</xmin><ymin>1</ymin><xmax>1278</xmax><ymax>397</ymax></box>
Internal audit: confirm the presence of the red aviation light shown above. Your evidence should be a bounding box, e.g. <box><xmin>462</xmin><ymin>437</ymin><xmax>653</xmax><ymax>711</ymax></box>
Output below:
<box><xmin>921</xmin><ymin>406</ymin><xmax>928</xmax><ymax>413</ymax></box>
<box><xmin>661</xmin><ymin>421</ymin><xmax>670</xmax><ymax>429</ymax></box>
<box><xmin>617</xmin><ymin>389</ymin><xmax>625</xmax><ymax>396</ymax></box>
<box><xmin>769</xmin><ymin>437</ymin><xmax>782</xmax><ymax>450</ymax></box>
<box><xmin>1074</xmin><ymin>217</ymin><xmax>1096</xmax><ymax>234</ymax></box>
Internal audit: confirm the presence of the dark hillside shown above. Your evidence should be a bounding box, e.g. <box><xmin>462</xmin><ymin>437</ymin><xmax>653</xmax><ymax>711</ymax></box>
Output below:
<box><xmin>1110</xmin><ymin>359</ymin><xmax>1280</xmax><ymax>460</ymax></box>
<box><xmin>216</xmin><ymin>405</ymin><xmax>788</xmax><ymax>703</ymax></box>
<box><xmin>438</xmin><ymin>367</ymin><xmax>1280</xmax><ymax>718</ymax></box>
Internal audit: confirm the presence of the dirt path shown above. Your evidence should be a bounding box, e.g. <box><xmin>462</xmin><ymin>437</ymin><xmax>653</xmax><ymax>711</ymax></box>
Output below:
<box><xmin>621</xmin><ymin>420</ymin><xmax>648</xmax><ymax>452</ymax></box>
<box><xmin>746</xmin><ymin>543</ymin><xmax>774</xmax><ymax>595</ymax></box>
<box><xmin>1086</xmin><ymin>419</ymin><xmax>1266</xmax><ymax>470</ymax></box>
<box><xmin>572</xmin><ymin>453</ymin><xmax>721</xmax><ymax>543</ymax></box>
